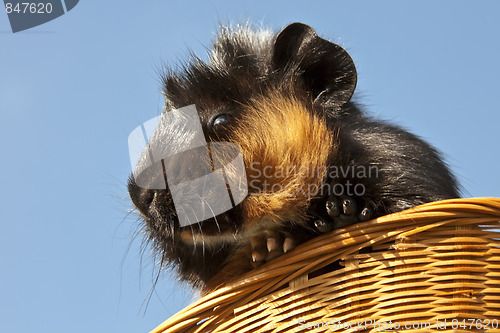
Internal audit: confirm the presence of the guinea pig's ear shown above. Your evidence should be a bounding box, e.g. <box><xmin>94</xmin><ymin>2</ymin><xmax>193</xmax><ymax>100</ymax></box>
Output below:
<box><xmin>272</xmin><ymin>22</ymin><xmax>357</xmax><ymax>107</ymax></box>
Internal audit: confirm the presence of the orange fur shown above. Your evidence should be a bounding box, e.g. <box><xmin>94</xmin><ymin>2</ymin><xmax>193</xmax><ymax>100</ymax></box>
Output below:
<box><xmin>229</xmin><ymin>91</ymin><xmax>336</xmax><ymax>232</ymax></box>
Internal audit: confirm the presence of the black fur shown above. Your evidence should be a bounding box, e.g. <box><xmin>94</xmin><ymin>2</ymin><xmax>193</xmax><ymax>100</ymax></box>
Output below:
<box><xmin>128</xmin><ymin>23</ymin><xmax>459</xmax><ymax>289</ymax></box>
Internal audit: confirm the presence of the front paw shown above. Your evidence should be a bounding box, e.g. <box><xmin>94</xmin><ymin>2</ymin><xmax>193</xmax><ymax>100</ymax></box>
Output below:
<box><xmin>249</xmin><ymin>229</ymin><xmax>296</xmax><ymax>268</ymax></box>
<box><xmin>313</xmin><ymin>194</ymin><xmax>373</xmax><ymax>233</ymax></box>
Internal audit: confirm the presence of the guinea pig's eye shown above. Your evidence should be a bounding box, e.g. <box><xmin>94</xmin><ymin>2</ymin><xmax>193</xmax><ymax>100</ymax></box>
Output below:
<box><xmin>210</xmin><ymin>113</ymin><xmax>231</xmax><ymax>130</ymax></box>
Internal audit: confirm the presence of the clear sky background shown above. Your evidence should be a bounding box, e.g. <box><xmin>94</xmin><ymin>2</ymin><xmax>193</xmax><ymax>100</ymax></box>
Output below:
<box><xmin>1</xmin><ymin>1</ymin><xmax>499</xmax><ymax>332</ymax></box>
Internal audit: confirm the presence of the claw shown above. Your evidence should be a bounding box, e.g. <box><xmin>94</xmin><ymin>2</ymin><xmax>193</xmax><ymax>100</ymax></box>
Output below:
<box><xmin>267</xmin><ymin>237</ymin><xmax>278</xmax><ymax>252</ymax></box>
<box><xmin>342</xmin><ymin>196</ymin><xmax>357</xmax><ymax>215</ymax></box>
<box><xmin>358</xmin><ymin>207</ymin><xmax>373</xmax><ymax>222</ymax></box>
<box><xmin>326</xmin><ymin>195</ymin><xmax>340</xmax><ymax>217</ymax></box>
<box><xmin>314</xmin><ymin>217</ymin><xmax>333</xmax><ymax>233</ymax></box>
<box><xmin>252</xmin><ymin>251</ymin><xmax>265</xmax><ymax>262</ymax></box>
<box><xmin>283</xmin><ymin>237</ymin><xmax>295</xmax><ymax>253</ymax></box>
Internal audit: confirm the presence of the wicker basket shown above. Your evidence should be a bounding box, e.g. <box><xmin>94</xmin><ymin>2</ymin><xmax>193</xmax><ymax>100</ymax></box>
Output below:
<box><xmin>151</xmin><ymin>198</ymin><xmax>500</xmax><ymax>333</ymax></box>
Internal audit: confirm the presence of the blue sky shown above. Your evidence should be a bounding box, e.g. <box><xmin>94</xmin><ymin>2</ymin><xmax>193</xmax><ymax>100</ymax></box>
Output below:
<box><xmin>1</xmin><ymin>1</ymin><xmax>499</xmax><ymax>332</ymax></box>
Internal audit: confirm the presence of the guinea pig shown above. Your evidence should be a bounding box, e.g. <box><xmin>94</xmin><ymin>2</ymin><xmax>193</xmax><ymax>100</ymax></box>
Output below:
<box><xmin>127</xmin><ymin>22</ymin><xmax>459</xmax><ymax>292</ymax></box>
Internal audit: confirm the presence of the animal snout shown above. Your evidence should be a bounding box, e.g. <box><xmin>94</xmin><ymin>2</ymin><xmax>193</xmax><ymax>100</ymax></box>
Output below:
<box><xmin>127</xmin><ymin>177</ymin><xmax>155</xmax><ymax>216</ymax></box>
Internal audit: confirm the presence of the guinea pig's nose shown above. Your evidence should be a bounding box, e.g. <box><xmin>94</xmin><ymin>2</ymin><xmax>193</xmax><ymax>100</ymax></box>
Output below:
<box><xmin>127</xmin><ymin>176</ymin><xmax>155</xmax><ymax>216</ymax></box>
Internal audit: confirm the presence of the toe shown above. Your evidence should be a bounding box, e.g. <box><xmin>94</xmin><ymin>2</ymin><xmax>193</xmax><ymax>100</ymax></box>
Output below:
<box><xmin>267</xmin><ymin>237</ymin><xmax>278</xmax><ymax>252</ymax></box>
<box><xmin>326</xmin><ymin>195</ymin><xmax>340</xmax><ymax>218</ymax></box>
<box><xmin>358</xmin><ymin>206</ymin><xmax>373</xmax><ymax>222</ymax></box>
<box><xmin>265</xmin><ymin>229</ymin><xmax>280</xmax><ymax>252</ymax></box>
<box><xmin>251</xmin><ymin>250</ymin><xmax>266</xmax><ymax>268</ymax></box>
<box><xmin>283</xmin><ymin>236</ymin><xmax>295</xmax><ymax>253</ymax></box>
<box><xmin>341</xmin><ymin>196</ymin><xmax>357</xmax><ymax>216</ymax></box>
<box><xmin>314</xmin><ymin>216</ymin><xmax>333</xmax><ymax>233</ymax></box>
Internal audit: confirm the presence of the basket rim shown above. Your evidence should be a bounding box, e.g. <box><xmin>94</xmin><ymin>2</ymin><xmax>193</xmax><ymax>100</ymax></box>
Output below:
<box><xmin>151</xmin><ymin>197</ymin><xmax>500</xmax><ymax>333</ymax></box>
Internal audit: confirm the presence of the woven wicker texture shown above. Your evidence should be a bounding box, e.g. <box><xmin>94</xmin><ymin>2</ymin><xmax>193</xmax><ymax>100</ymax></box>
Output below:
<box><xmin>152</xmin><ymin>198</ymin><xmax>500</xmax><ymax>333</ymax></box>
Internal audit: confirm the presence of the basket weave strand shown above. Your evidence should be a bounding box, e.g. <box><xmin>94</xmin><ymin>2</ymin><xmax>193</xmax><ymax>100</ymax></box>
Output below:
<box><xmin>151</xmin><ymin>198</ymin><xmax>500</xmax><ymax>333</ymax></box>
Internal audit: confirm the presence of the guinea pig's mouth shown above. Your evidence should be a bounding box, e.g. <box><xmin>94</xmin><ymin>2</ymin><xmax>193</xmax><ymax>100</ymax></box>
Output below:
<box><xmin>176</xmin><ymin>214</ymin><xmax>298</xmax><ymax>247</ymax></box>
<box><xmin>174</xmin><ymin>207</ymin><xmax>244</xmax><ymax>246</ymax></box>
<box><xmin>178</xmin><ymin>227</ymin><xmax>240</xmax><ymax>246</ymax></box>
